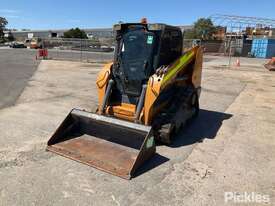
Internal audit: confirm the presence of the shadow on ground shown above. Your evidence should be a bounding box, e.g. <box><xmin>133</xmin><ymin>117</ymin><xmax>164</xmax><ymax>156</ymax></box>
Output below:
<box><xmin>133</xmin><ymin>153</ymin><xmax>170</xmax><ymax>178</ymax></box>
<box><xmin>134</xmin><ymin>109</ymin><xmax>232</xmax><ymax>178</ymax></box>
<box><xmin>171</xmin><ymin>109</ymin><xmax>233</xmax><ymax>147</ymax></box>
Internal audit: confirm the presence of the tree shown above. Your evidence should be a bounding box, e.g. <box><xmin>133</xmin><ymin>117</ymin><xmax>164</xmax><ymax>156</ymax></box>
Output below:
<box><xmin>184</xmin><ymin>18</ymin><xmax>217</xmax><ymax>40</ymax></box>
<box><xmin>63</xmin><ymin>28</ymin><xmax>88</xmax><ymax>39</ymax></box>
<box><xmin>184</xmin><ymin>29</ymin><xmax>197</xmax><ymax>39</ymax></box>
<box><xmin>0</xmin><ymin>17</ymin><xmax>8</xmax><ymax>38</ymax></box>
<box><xmin>194</xmin><ymin>18</ymin><xmax>216</xmax><ymax>40</ymax></box>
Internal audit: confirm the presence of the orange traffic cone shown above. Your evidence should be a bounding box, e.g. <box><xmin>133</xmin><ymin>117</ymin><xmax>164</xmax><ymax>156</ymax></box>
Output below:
<box><xmin>235</xmin><ymin>58</ymin><xmax>240</xmax><ymax>67</ymax></box>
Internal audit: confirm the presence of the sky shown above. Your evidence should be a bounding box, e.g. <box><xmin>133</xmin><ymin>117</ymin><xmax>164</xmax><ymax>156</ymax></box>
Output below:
<box><xmin>0</xmin><ymin>0</ymin><xmax>274</xmax><ymax>30</ymax></box>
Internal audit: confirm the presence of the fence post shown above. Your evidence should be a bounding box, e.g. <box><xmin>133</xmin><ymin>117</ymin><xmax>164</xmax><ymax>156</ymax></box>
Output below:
<box><xmin>228</xmin><ymin>40</ymin><xmax>232</xmax><ymax>68</ymax></box>
<box><xmin>80</xmin><ymin>38</ymin><xmax>83</xmax><ymax>62</ymax></box>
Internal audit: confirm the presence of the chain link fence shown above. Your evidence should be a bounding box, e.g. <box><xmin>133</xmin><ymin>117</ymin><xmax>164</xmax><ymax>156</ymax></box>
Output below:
<box><xmin>41</xmin><ymin>38</ymin><xmax>114</xmax><ymax>63</ymax></box>
<box><xmin>40</xmin><ymin>37</ymin><xmax>275</xmax><ymax>66</ymax></box>
<box><xmin>183</xmin><ymin>38</ymin><xmax>275</xmax><ymax>66</ymax></box>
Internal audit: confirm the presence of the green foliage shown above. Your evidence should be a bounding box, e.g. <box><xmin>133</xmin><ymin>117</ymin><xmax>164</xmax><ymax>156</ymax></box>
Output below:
<box><xmin>184</xmin><ymin>18</ymin><xmax>217</xmax><ymax>40</ymax></box>
<box><xmin>184</xmin><ymin>29</ymin><xmax>197</xmax><ymax>39</ymax></box>
<box><xmin>63</xmin><ymin>28</ymin><xmax>88</xmax><ymax>39</ymax></box>
<box><xmin>0</xmin><ymin>17</ymin><xmax>8</xmax><ymax>38</ymax></box>
<box><xmin>194</xmin><ymin>18</ymin><xmax>216</xmax><ymax>39</ymax></box>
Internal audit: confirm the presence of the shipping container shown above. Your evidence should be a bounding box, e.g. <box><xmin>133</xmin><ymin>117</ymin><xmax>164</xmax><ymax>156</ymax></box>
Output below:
<box><xmin>251</xmin><ymin>38</ymin><xmax>275</xmax><ymax>58</ymax></box>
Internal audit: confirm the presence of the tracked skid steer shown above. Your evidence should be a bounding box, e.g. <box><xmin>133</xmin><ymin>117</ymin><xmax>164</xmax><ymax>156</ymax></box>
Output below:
<box><xmin>47</xmin><ymin>21</ymin><xmax>203</xmax><ymax>179</ymax></box>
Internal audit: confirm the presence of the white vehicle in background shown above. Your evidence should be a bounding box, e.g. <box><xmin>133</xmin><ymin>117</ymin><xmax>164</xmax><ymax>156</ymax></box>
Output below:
<box><xmin>30</xmin><ymin>38</ymin><xmax>42</xmax><ymax>49</ymax></box>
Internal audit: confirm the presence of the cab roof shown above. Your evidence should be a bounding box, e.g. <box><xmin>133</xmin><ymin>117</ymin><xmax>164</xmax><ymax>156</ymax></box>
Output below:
<box><xmin>113</xmin><ymin>23</ymin><xmax>180</xmax><ymax>32</ymax></box>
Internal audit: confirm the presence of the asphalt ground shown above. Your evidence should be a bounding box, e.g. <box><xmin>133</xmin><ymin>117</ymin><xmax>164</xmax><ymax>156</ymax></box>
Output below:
<box><xmin>0</xmin><ymin>48</ymin><xmax>113</xmax><ymax>109</ymax></box>
<box><xmin>0</xmin><ymin>48</ymin><xmax>38</xmax><ymax>109</ymax></box>
<box><xmin>0</xmin><ymin>52</ymin><xmax>274</xmax><ymax>205</ymax></box>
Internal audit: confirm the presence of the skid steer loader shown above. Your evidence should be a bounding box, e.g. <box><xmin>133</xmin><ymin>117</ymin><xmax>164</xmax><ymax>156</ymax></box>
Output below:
<box><xmin>47</xmin><ymin>21</ymin><xmax>203</xmax><ymax>179</ymax></box>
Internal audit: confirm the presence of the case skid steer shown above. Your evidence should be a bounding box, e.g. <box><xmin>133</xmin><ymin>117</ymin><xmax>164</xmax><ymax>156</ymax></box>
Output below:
<box><xmin>47</xmin><ymin>21</ymin><xmax>203</xmax><ymax>179</ymax></box>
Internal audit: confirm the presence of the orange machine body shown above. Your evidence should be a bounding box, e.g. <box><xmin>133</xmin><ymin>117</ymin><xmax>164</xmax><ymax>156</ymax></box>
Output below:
<box><xmin>96</xmin><ymin>46</ymin><xmax>203</xmax><ymax>125</ymax></box>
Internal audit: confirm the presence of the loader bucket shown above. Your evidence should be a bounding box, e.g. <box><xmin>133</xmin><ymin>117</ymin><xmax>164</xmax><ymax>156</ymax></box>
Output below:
<box><xmin>47</xmin><ymin>109</ymin><xmax>155</xmax><ymax>179</ymax></box>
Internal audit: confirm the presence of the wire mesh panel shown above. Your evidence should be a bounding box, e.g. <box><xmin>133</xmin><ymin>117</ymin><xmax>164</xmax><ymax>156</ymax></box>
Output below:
<box><xmin>183</xmin><ymin>38</ymin><xmax>275</xmax><ymax>68</ymax></box>
<box><xmin>42</xmin><ymin>38</ymin><xmax>114</xmax><ymax>62</ymax></box>
<box><xmin>42</xmin><ymin>37</ymin><xmax>274</xmax><ymax>66</ymax></box>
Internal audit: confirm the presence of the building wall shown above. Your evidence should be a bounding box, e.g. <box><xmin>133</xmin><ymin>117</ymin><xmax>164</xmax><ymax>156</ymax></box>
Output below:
<box><xmin>8</xmin><ymin>28</ymin><xmax>114</xmax><ymax>41</ymax></box>
<box><xmin>7</xmin><ymin>26</ymin><xmax>193</xmax><ymax>41</ymax></box>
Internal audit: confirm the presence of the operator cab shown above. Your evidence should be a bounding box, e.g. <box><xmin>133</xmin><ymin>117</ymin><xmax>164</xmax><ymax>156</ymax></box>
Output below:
<box><xmin>112</xmin><ymin>22</ymin><xmax>183</xmax><ymax>104</ymax></box>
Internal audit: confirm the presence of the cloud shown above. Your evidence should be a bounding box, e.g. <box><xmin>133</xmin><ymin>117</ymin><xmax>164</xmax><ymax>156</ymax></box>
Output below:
<box><xmin>5</xmin><ymin>15</ymin><xmax>20</xmax><ymax>19</ymax></box>
<box><xmin>0</xmin><ymin>9</ymin><xmax>21</xmax><ymax>19</ymax></box>
<box><xmin>0</xmin><ymin>9</ymin><xmax>19</xmax><ymax>13</ymax></box>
